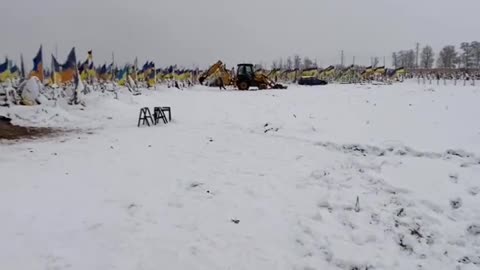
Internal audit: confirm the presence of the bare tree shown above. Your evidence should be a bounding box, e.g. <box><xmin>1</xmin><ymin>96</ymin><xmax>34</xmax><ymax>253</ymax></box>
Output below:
<box><xmin>397</xmin><ymin>51</ymin><xmax>407</xmax><ymax>67</ymax></box>
<box><xmin>420</xmin><ymin>45</ymin><xmax>435</xmax><ymax>68</ymax></box>
<box><xmin>392</xmin><ymin>52</ymin><xmax>399</xmax><ymax>68</ymax></box>
<box><xmin>254</xmin><ymin>63</ymin><xmax>263</xmax><ymax>71</ymax></box>
<box><xmin>406</xmin><ymin>50</ymin><xmax>416</xmax><ymax>68</ymax></box>
<box><xmin>293</xmin><ymin>55</ymin><xmax>302</xmax><ymax>70</ymax></box>
<box><xmin>372</xmin><ymin>57</ymin><xmax>379</xmax><ymax>67</ymax></box>
<box><xmin>396</xmin><ymin>50</ymin><xmax>415</xmax><ymax>68</ymax></box>
<box><xmin>472</xmin><ymin>41</ymin><xmax>480</xmax><ymax>68</ymax></box>
<box><xmin>303</xmin><ymin>57</ymin><xmax>313</xmax><ymax>69</ymax></box>
<box><xmin>460</xmin><ymin>42</ymin><xmax>475</xmax><ymax>68</ymax></box>
<box><xmin>278</xmin><ymin>58</ymin><xmax>284</xmax><ymax>70</ymax></box>
<box><xmin>437</xmin><ymin>45</ymin><xmax>457</xmax><ymax>68</ymax></box>
<box><xmin>286</xmin><ymin>57</ymin><xmax>293</xmax><ymax>70</ymax></box>
<box><xmin>415</xmin><ymin>42</ymin><xmax>420</xmax><ymax>68</ymax></box>
<box><xmin>271</xmin><ymin>60</ymin><xmax>278</xmax><ymax>70</ymax></box>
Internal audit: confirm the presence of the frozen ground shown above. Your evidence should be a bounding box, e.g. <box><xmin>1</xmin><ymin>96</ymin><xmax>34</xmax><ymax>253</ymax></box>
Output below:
<box><xmin>1</xmin><ymin>81</ymin><xmax>480</xmax><ymax>270</ymax></box>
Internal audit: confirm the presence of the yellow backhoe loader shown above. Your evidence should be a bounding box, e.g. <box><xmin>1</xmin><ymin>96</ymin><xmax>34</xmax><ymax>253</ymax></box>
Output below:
<box><xmin>199</xmin><ymin>61</ymin><xmax>287</xmax><ymax>90</ymax></box>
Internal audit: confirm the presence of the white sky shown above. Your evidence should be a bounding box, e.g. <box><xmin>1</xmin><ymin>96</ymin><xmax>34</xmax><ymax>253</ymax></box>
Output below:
<box><xmin>3</xmin><ymin>0</ymin><xmax>479</xmax><ymax>69</ymax></box>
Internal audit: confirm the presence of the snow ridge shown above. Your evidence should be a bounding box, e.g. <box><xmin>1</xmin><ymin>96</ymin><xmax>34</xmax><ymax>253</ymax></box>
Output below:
<box><xmin>313</xmin><ymin>141</ymin><xmax>480</xmax><ymax>166</ymax></box>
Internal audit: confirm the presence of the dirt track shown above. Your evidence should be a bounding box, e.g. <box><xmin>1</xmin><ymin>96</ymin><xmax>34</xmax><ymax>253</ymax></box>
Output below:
<box><xmin>0</xmin><ymin>116</ymin><xmax>59</xmax><ymax>140</ymax></box>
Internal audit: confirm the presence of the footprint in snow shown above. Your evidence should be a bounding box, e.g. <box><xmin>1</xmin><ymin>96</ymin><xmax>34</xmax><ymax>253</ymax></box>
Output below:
<box><xmin>467</xmin><ymin>224</ymin><xmax>480</xmax><ymax>236</ymax></box>
<box><xmin>310</xmin><ymin>170</ymin><xmax>329</xmax><ymax>180</ymax></box>
<box><xmin>448</xmin><ymin>173</ymin><xmax>459</xmax><ymax>183</ymax></box>
<box><xmin>188</xmin><ymin>181</ymin><xmax>204</xmax><ymax>190</ymax></box>
<box><xmin>264</xmin><ymin>127</ymin><xmax>279</xmax><ymax>133</ymax></box>
<box><xmin>458</xmin><ymin>256</ymin><xmax>480</xmax><ymax>265</ymax></box>
<box><xmin>126</xmin><ymin>203</ymin><xmax>140</xmax><ymax>216</ymax></box>
<box><xmin>468</xmin><ymin>186</ymin><xmax>480</xmax><ymax>196</ymax></box>
<box><xmin>450</xmin><ymin>198</ymin><xmax>462</xmax><ymax>209</ymax></box>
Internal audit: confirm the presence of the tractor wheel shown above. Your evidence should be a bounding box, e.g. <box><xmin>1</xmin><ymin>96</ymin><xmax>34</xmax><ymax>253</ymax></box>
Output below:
<box><xmin>238</xmin><ymin>81</ymin><xmax>249</xmax><ymax>91</ymax></box>
<box><xmin>259</xmin><ymin>84</ymin><xmax>267</xmax><ymax>90</ymax></box>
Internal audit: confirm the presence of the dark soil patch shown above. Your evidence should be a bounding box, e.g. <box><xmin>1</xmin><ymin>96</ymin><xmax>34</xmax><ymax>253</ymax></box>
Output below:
<box><xmin>0</xmin><ymin>116</ymin><xmax>61</xmax><ymax>140</ymax></box>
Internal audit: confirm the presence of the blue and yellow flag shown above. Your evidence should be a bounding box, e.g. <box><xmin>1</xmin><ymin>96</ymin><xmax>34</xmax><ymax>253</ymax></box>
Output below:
<box><xmin>374</xmin><ymin>66</ymin><xmax>386</xmax><ymax>75</ymax></box>
<box><xmin>52</xmin><ymin>55</ymin><xmax>61</xmax><ymax>73</ymax></box>
<box><xmin>97</xmin><ymin>64</ymin><xmax>110</xmax><ymax>81</ymax></box>
<box><xmin>30</xmin><ymin>46</ymin><xmax>44</xmax><ymax>82</ymax></box>
<box><xmin>51</xmin><ymin>55</ymin><xmax>62</xmax><ymax>84</ymax></box>
<box><xmin>301</xmin><ymin>67</ymin><xmax>318</xmax><ymax>77</ymax></box>
<box><xmin>0</xmin><ymin>58</ymin><xmax>10</xmax><ymax>82</ymax></box>
<box><xmin>53</xmin><ymin>47</ymin><xmax>77</xmax><ymax>85</ymax></box>
<box><xmin>321</xmin><ymin>65</ymin><xmax>335</xmax><ymax>78</ymax></box>
<box><xmin>87</xmin><ymin>50</ymin><xmax>93</xmax><ymax>62</ymax></box>
<box><xmin>147</xmin><ymin>62</ymin><xmax>156</xmax><ymax>87</ymax></box>
<box><xmin>80</xmin><ymin>50</ymin><xmax>96</xmax><ymax>81</ymax></box>
<box><xmin>10</xmin><ymin>65</ymin><xmax>20</xmax><ymax>79</ymax></box>
<box><xmin>116</xmin><ymin>66</ymin><xmax>128</xmax><ymax>85</ymax></box>
<box><xmin>361</xmin><ymin>66</ymin><xmax>374</xmax><ymax>76</ymax></box>
<box><xmin>394</xmin><ymin>67</ymin><xmax>406</xmax><ymax>76</ymax></box>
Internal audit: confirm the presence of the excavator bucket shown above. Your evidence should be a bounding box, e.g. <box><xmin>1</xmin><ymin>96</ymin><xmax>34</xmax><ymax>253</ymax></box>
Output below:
<box><xmin>254</xmin><ymin>73</ymin><xmax>287</xmax><ymax>89</ymax></box>
<box><xmin>272</xmin><ymin>83</ymin><xmax>287</xmax><ymax>89</ymax></box>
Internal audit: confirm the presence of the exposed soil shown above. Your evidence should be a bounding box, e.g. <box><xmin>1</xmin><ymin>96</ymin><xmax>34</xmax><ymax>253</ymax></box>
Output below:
<box><xmin>0</xmin><ymin>116</ymin><xmax>60</xmax><ymax>140</ymax></box>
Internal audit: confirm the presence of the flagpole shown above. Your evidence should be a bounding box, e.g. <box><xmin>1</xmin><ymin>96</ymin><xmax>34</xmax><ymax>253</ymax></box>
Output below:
<box><xmin>51</xmin><ymin>54</ymin><xmax>54</xmax><ymax>84</ymax></box>
<box><xmin>111</xmin><ymin>52</ymin><xmax>115</xmax><ymax>82</ymax></box>
<box><xmin>134</xmin><ymin>56</ymin><xmax>138</xmax><ymax>82</ymax></box>
<box><xmin>20</xmin><ymin>54</ymin><xmax>25</xmax><ymax>79</ymax></box>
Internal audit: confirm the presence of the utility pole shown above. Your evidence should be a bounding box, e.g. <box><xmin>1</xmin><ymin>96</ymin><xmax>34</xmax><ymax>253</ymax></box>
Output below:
<box><xmin>383</xmin><ymin>56</ymin><xmax>386</xmax><ymax>67</ymax></box>
<box><xmin>415</xmin><ymin>42</ymin><xmax>420</xmax><ymax>68</ymax></box>
<box><xmin>352</xmin><ymin>56</ymin><xmax>355</xmax><ymax>66</ymax></box>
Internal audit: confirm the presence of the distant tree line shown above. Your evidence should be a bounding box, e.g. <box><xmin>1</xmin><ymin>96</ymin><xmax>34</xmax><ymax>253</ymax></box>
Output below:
<box><xmin>268</xmin><ymin>55</ymin><xmax>319</xmax><ymax>71</ymax></box>
<box><xmin>262</xmin><ymin>42</ymin><xmax>480</xmax><ymax>71</ymax></box>
<box><xmin>393</xmin><ymin>41</ymin><xmax>480</xmax><ymax>69</ymax></box>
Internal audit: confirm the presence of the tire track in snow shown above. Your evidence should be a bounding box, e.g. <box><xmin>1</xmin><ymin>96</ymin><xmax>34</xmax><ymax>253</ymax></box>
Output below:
<box><xmin>251</xmin><ymin>127</ymin><xmax>480</xmax><ymax>166</ymax></box>
<box><xmin>312</xmin><ymin>141</ymin><xmax>480</xmax><ymax>166</ymax></box>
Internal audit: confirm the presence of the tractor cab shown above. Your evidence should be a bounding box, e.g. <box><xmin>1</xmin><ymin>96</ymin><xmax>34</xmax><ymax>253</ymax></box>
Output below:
<box><xmin>236</xmin><ymin>64</ymin><xmax>256</xmax><ymax>90</ymax></box>
<box><xmin>235</xmin><ymin>63</ymin><xmax>287</xmax><ymax>90</ymax></box>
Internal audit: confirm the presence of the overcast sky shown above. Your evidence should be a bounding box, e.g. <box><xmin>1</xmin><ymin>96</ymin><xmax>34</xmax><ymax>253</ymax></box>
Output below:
<box><xmin>3</xmin><ymin>0</ymin><xmax>479</xmax><ymax>69</ymax></box>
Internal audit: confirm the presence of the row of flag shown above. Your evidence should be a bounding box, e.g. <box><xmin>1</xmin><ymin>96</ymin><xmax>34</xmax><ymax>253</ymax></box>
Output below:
<box><xmin>0</xmin><ymin>46</ymin><xmax>200</xmax><ymax>87</ymax></box>
<box><xmin>0</xmin><ymin>58</ymin><xmax>24</xmax><ymax>82</ymax></box>
<box><xmin>265</xmin><ymin>65</ymin><xmax>405</xmax><ymax>82</ymax></box>
<box><xmin>1</xmin><ymin>45</ymin><xmax>407</xmax><ymax>86</ymax></box>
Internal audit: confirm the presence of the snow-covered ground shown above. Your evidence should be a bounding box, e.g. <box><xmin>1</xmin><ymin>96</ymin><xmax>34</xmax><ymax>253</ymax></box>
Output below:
<box><xmin>1</xmin><ymin>81</ymin><xmax>480</xmax><ymax>270</ymax></box>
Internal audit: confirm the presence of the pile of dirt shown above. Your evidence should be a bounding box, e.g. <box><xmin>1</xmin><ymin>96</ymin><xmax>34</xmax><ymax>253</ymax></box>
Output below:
<box><xmin>0</xmin><ymin>116</ymin><xmax>60</xmax><ymax>140</ymax></box>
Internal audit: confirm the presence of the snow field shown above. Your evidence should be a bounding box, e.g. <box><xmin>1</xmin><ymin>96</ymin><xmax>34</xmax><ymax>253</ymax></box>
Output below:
<box><xmin>1</xmin><ymin>81</ymin><xmax>480</xmax><ymax>269</ymax></box>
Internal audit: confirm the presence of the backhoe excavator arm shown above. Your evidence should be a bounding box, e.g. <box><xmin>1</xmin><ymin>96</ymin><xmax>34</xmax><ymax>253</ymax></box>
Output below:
<box><xmin>198</xmin><ymin>60</ymin><xmax>223</xmax><ymax>85</ymax></box>
<box><xmin>254</xmin><ymin>73</ymin><xmax>288</xmax><ymax>89</ymax></box>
